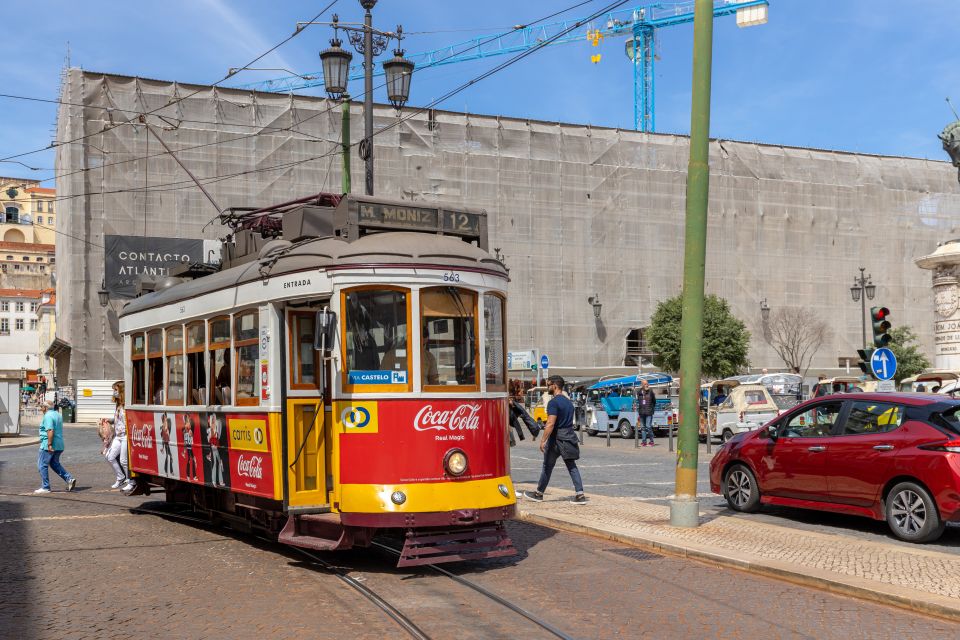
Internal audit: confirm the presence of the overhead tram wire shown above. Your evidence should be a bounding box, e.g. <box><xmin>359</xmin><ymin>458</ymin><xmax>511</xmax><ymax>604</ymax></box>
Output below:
<box><xmin>3</xmin><ymin>0</ymin><xmax>600</xmax><ymax>189</ymax></box>
<box><xmin>30</xmin><ymin>0</ymin><xmax>617</xmax><ymax>219</ymax></box>
<box><xmin>0</xmin><ymin>0</ymin><xmax>341</xmax><ymax>165</ymax></box>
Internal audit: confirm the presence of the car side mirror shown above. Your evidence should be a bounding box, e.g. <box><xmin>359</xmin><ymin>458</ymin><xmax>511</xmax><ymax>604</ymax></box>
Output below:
<box><xmin>766</xmin><ymin>423</ymin><xmax>779</xmax><ymax>441</ymax></box>
<box><xmin>314</xmin><ymin>309</ymin><xmax>337</xmax><ymax>352</ymax></box>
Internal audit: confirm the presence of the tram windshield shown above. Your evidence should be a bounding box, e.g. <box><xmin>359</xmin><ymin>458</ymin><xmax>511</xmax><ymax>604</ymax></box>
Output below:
<box><xmin>421</xmin><ymin>287</ymin><xmax>477</xmax><ymax>388</ymax></box>
<box><xmin>345</xmin><ymin>289</ymin><xmax>409</xmax><ymax>384</ymax></box>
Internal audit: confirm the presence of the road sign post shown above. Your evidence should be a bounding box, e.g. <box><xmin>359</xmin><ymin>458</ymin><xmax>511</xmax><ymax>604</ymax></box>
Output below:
<box><xmin>540</xmin><ymin>354</ymin><xmax>549</xmax><ymax>380</ymax></box>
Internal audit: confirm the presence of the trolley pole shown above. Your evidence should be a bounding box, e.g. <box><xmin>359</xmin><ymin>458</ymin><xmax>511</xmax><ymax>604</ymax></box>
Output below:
<box><xmin>671</xmin><ymin>0</ymin><xmax>714</xmax><ymax>529</ymax></box>
<box><xmin>342</xmin><ymin>95</ymin><xmax>352</xmax><ymax>194</ymax></box>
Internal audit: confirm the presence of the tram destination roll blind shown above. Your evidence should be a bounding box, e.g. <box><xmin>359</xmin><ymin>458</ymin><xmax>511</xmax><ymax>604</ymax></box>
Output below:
<box><xmin>357</xmin><ymin>202</ymin><xmax>481</xmax><ymax>236</ymax></box>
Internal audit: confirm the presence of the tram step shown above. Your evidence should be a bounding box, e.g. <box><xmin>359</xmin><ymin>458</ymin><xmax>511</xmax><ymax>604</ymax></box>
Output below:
<box><xmin>397</xmin><ymin>523</ymin><xmax>516</xmax><ymax>567</ymax></box>
<box><xmin>278</xmin><ymin>513</ymin><xmax>373</xmax><ymax>551</ymax></box>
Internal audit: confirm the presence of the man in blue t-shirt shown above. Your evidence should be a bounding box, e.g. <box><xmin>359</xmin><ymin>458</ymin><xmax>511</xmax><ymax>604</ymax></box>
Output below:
<box><xmin>35</xmin><ymin>400</ymin><xmax>77</xmax><ymax>494</ymax></box>
<box><xmin>524</xmin><ymin>375</ymin><xmax>587</xmax><ymax>504</ymax></box>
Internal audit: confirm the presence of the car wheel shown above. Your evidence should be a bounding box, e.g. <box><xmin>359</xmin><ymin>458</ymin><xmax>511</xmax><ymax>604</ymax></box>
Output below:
<box><xmin>721</xmin><ymin>429</ymin><xmax>734</xmax><ymax>443</ymax></box>
<box><xmin>885</xmin><ymin>481</ymin><xmax>945</xmax><ymax>543</ymax></box>
<box><xmin>723</xmin><ymin>464</ymin><xmax>760</xmax><ymax>513</ymax></box>
<box><xmin>586</xmin><ymin>429</ymin><xmax>598</xmax><ymax>437</ymax></box>
<box><xmin>618</xmin><ymin>419</ymin><xmax>633</xmax><ymax>439</ymax></box>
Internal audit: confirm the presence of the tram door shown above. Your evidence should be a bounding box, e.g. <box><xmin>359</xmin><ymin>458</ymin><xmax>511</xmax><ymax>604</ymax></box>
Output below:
<box><xmin>286</xmin><ymin>309</ymin><xmax>331</xmax><ymax>509</ymax></box>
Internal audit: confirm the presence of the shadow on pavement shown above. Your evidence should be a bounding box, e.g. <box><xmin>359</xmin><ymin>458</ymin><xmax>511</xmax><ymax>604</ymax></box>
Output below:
<box><xmin>0</xmin><ymin>463</ymin><xmax>37</xmax><ymax>640</ymax></box>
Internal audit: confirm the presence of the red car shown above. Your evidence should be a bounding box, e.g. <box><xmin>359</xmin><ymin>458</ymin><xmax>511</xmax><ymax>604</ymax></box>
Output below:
<box><xmin>709</xmin><ymin>392</ymin><xmax>960</xmax><ymax>542</ymax></box>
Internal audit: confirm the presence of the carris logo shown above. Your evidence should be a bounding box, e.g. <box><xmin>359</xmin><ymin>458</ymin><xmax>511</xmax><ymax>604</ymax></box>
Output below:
<box><xmin>131</xmin><ymin>424</ymin><xmax>154</xmax><ymax>448</ymax></box>
<box><xmin>414</xmin><ymin>404</ymin><xmax>481</xmax><ymax>432</ymax></box>
<box><xmin>237</xmin><ymin>454</ymin><xmax>264</xmax><ymax>479</ymax></box>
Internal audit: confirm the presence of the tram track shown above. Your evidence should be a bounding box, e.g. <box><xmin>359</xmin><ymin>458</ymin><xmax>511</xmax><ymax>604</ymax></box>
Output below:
<box><xmin>3</xmin><ymin>491</ymin><xmax>576</xmax><ymax>640</ymax></box>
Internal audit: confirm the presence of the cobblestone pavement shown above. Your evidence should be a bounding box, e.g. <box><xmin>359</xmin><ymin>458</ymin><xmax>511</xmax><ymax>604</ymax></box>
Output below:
<box><xmin>2</xmin><ymin>427</ymin><xmax>958</xmax><ymax>638</ymax></box>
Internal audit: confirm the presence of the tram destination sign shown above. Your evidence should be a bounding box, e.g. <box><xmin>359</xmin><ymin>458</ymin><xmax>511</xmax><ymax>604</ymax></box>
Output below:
<box><xmin>356</xmin><ymin>202</ymin><xmax>482</xmax><ymax>236</ymax></box>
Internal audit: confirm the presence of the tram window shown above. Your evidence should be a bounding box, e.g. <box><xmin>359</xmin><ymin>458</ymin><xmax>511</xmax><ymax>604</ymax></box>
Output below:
<box><xmin>291</xmin><ymin>312</ymin><xmax>318</xmax><ymax>389</ymax></box>
<box><xmin>483</xmin><ymin>293</ymin><xmax>506</xmax><ymax>390</ymax></box>
<box><xmin>234</xmin><ymin>311</ymin><xmax>258</xmax><ymax>406</ymax></box>
<box><xmin>131</xmin><ymin>333</ymin><xmax>146</xmax><ymax>405</ymax></box>
<box><xmin>209</xmin><ymin>316</ymin><xmax>231</xmax><ymax>405</ymax></box>
<box><xmin>344</xmin><ymin>288</ymin><xmax>409</xmax><ymax>387</ymax></box>
<box><xmin>165</xmin><ymin>326</ymin><xmax>185</xmax><ymax>406</ymax></box>
<box><xmin>421</xmin><ymin>287</ymin><xmax>478</xmax><ymax>389</ymax></box>
<box><xmin>147</xmin><ymin>329</ymin><xmax>163</xmax><ymax>404</ymax></box>
<box><xmin>186</xmin><ymin>322</ymin><xmax>206</xmax><ymax>405</ymax></box>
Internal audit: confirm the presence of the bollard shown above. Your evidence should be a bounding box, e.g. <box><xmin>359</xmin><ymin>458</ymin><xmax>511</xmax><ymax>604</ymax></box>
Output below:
<box><xmin>606</xmin><ymin>423</ymin><xmax>611</xmax><ymax>447</ymax></box>
<box><xmin>578</xmin><ymin>425</ymin><xmax>584</xmax><ymax>444</ymax></box>
<box><xmin>705</xmin><ymin>428</ymin><xmax>711</xmax><ymax>454</ymax></box>
<box><xmin>668</xmin><ymin>425</ymin><xmax>674</xmax><ymax>452</ymax></box>
<box><xmin>635</xmin><ymin>420</ymin><xmax>640</xmax><ymax>448</ymax></box>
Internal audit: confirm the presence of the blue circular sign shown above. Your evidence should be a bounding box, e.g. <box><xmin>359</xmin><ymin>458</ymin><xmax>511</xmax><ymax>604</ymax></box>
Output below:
<box><xmin>540</xmin><ymin>354</ymin><xmax>549</xmax><ymax>369</ymax></box>
<box><xmin>870</xmin><ymin>347</ymin><xmax>897</xmax><ymax>381</ymax></box>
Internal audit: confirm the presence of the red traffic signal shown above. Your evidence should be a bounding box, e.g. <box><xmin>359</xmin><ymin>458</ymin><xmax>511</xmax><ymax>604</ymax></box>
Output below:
<box><xmin>871</xmin><ymin>307</ymin><xmax>891</xmax><ymax>348</ymax></box>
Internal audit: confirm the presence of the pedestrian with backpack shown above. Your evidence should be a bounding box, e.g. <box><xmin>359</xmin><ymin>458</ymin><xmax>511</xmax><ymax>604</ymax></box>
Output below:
<box><xmin>524</xmin><ymin>376</ymin><xmax>587</xmax><ymax>504</ymax></box>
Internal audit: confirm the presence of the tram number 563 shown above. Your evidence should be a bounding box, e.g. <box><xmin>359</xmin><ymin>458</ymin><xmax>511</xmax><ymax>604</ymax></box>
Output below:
<box><xmin>443</xmin><ymin>272</ymin><xmax>461</xmax><ymax>283</ymax></box>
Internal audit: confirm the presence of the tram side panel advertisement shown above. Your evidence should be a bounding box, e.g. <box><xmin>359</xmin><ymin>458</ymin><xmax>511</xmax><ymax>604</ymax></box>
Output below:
<box><xmin>336</xmin><ymin>398</ymin><xmax>509</xmax><ymax>484</ymax></box>
<box><xmin>127</xmin><ymin>410</ymin><xmax>275</xmax><ymax>499</ymax></box>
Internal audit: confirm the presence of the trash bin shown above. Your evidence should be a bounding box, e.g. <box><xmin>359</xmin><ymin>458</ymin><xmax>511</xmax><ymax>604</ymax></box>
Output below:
<box><xmin>61</xmin><ymin>404</ymin><xmax>75</xmax><ymax>423</ymax></box>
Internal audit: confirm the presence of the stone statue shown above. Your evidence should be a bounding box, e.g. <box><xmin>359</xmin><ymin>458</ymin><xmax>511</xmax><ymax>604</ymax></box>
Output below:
<box><xmin>941</xmin><ymin>108</ymin><xmax>960</xmax><ymax>184</ymax></box>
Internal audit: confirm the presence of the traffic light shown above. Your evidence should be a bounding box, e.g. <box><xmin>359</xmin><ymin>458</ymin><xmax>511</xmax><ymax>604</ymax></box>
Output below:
<box><xmin>857</xmin><ymin>348</ymin><xmax>875</xmax><ymax>376</ymax></box>
<box><xmin>871</xmin><ymin>307</ymin><xmax>891</xmax><ymax>348</ymax></box>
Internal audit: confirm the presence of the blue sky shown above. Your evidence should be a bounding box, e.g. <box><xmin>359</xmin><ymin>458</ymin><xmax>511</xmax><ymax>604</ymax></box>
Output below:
<box><xmin>1</xmin><ymin>0</ymin><xmax>957</xmax><ymax>185</ymax></box>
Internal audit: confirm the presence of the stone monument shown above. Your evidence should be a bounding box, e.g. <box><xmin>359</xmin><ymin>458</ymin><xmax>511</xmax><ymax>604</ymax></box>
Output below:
<box><xmin>916</xmin><ymin>241</ymin><xmax>960</xmax><ymax>370</ymax></box>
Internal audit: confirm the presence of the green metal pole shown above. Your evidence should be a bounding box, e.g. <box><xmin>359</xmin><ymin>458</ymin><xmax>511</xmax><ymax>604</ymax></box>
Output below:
<box><xmin>671</xmin><ymin>0</ymin><xmax>714</xmax><ymax>528</ymax></box>
<box><xmin>341</xmin><ymin>96</ymin><xmax>351</xmax><ymax>194</ymax></box>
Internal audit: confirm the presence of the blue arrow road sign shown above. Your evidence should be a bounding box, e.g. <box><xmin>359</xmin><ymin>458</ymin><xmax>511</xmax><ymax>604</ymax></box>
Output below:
<box><xmin>541</xmin><ymin>354</ymin><xmax>549</xmax><ymax>370</ymax></box>
<box><xmin>870</xmin><ymin>347</ymin><xmax>897</xmax><ymax>381</ymax></box>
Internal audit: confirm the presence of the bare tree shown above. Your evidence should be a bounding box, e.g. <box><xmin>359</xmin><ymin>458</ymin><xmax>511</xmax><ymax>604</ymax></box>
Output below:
<box><xmin>763</xmin><ymin>307</ymin><xmax>831</xmax><ymax>375</ymax></box>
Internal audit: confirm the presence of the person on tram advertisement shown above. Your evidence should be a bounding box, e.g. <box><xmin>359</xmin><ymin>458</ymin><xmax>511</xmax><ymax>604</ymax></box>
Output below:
<box><xmin>181</xmin><ymin>414</ymin><xmax>199</xmax><ymax>482</ymax></box>
<box><xmin>204</xmin><ymin>413</ymin><xmax>228</xmax><ymax>488</ymax></box>
<box><xmin>160</xmin><ymin>413</ymin><xmax>174</xmax><ymax>476</ymax></box>
<box><xmin>524</xmin><ymin>375</ymin><xmax>587</xmax><ymax>505</ymax></box>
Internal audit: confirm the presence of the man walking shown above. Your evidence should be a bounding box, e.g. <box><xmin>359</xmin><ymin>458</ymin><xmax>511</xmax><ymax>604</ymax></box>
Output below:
<box><xmin>524</xmin><ymin>376</ymin><xmax>587</xmax><ymax>504</ymax></box>
<box><xmin>636</xmin><ymin>379</ymin><xmax>657</xmax><ymax>446</ymax></box>
<box><xmin>35</xmin><ymin>399</ymin><xmax>77</xmax><ymax>494</ymax></box>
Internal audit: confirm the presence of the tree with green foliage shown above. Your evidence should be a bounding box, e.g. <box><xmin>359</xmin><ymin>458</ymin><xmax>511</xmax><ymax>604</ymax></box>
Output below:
<box><xmin>887</xmin><ymin>326</ymin><xmax>930</xmax><ymax>383</ymax></box>
<box><xmin>646</xmin><ymin>294</ymin><xmax>750</xmax><ymax>378</ymax></box>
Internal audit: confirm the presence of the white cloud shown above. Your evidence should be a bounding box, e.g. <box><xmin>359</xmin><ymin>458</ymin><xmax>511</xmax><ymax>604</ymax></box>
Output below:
<box><xmin>196</xmin><ymin>0</ymin><xmax>295</xmax><ymax>74</ymax></box>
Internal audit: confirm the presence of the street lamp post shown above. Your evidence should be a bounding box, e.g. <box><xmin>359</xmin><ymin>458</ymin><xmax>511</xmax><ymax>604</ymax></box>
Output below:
<box><xmin>850</xmin><ymin>267</ymin><xmax>877</xmax><ymax>349</ymax></box>
<box><xmin>316</xmin><ymin>2</ymin><xmax>414</xmax><ymax>196</ymax></box>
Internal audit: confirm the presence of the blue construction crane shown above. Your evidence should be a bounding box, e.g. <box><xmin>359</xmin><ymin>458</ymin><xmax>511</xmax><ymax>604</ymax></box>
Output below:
<box><xmin>236</xmin><ymin>1</ymin><xmax>768</xmax><ymax>132</ymax></box>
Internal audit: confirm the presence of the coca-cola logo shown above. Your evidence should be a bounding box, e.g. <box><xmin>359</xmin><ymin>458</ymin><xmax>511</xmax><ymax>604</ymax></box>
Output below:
<box><xmin>237</xmin><ymin>454</ymin><xmax>264</xmax><ymax>479</ymax></box>
<box><xmin>414</xmin><ymin>404</ymin><xmax>481</xmax><ymax>432</ymax></box>
<box><xmin>131</xmin><ymin>424</ymin><xmax>154</xmax><ymax>449</ymax></box>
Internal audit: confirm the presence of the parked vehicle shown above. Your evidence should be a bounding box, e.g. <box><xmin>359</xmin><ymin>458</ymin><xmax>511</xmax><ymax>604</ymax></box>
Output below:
<box><xmin>699</xmin><ymin>383</ymin><xmax>780</xmax><ymax>443</ymax></box>
<box><xmin>731</xmin><ymin>373</ymin><xmax>804</xmax><ymax>410</ymax></box>
<box><xmin>710</xmin><ymin>392</ymin><xmax>960</xmax><ymax>543</ymax></box>
<box><xmin>811</xmin><ymin>376</ymin><xmax>868</xmax><ymax>397</ymax></box>
<box><xmin>911</xmin><ymin>371</ymin><xmax>960</xmax><ymax>396</ymax></box>
<box><xmin>525</xmin><ymin>386</ymin><xmax>549</xmax><ymax>427</ymax></box>
<box><xmin>584</xmin><ymin>373</ymin><xmax>676</xmax><ymax>437</ymax></box>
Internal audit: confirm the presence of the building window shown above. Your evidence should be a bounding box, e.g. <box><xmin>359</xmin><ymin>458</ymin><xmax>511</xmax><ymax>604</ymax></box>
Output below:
<box><xmin>15</xmin><ymin>319</ymin><xmax>24</xmax><ymax>331</ymax></box>
<box><xmin>21</xmin><ymin>256</ymin><xmax>29</xmax><ymax>262</ymax></box>
<box><xmin>5</xmin><ymin>255</ymin><xmax>12</xmax><ymax>261</ymax></box>
<box><xmin>29</xmin><ymin>302</ymin><xmax>37</xmax><ymax>313</ymax></box>
<box><xmin>37</xmin><ymin>216</ymin><xmax>43</xmax><ymax>224</ymax></box>
<box><xmin>0</xmin><ymin>302</ymin><xmax>7</xmax><ymax>312</ymax></box>
<box><xmin>35</xmin><ymin>257</ymin><xmax>42</xmax><ymax>262</ymax></box>
<box><xmin>209</xmin><ymin>316</ymin><xmax>231</xmax><ymax>405</ymax></box>
<box><xmin>15</xmin><ymin>302</ymin><xmax>24</xmax><ymax>313</ymax></box>
<box><xmin>49</xmin><ymin>257</ymin><xmax>55</xmax><ymax>264</ymax></box>
<box><xmin>30</xmin><ymin>319</ymin><xmax>37</xmax><ymax>330</ymax></box>
<box><xmin>48</xmin><ymin>202</ymin><xmax>53</xmax><ymax>213</ymax></box>
<box><xmin>166</xmin><ymin>326</ymin><xmax>185</xmax><ymax>406</ymax></box>
<box><xmin>36</xmin><ymin>201</ymin><xmax>43</xmax><ymax>213</ymax></box>
<box><xmin>234</xmin><ymin>311</ymin><xmax>259</xmax><ymax>406</ymax></box>
<box><xmin>12</xmin><ymin>264</ymin><xmax>19</xmax><ymax>272</ymax></box>
<box><xmin>5</xmin><ymin>207</ymin><xmax>18</xmax><ymax>224</ymax></box>
<box><xmin>0</xmin><ymin>319</ymin><xmax>7</xmax><ymax>334</ymax></box>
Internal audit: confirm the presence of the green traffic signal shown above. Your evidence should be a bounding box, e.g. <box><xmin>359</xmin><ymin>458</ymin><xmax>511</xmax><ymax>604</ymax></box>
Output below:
<box><xmin>870</xmin><ymin>307</ymin><xmax>891</xmax><ymax>348</ymax></box>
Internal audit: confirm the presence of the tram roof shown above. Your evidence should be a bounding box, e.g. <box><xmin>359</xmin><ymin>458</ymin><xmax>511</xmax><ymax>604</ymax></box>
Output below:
<box><xmin>119</xmin><ymin>231</ymin><xmax>507</xmax><ymax>317</ymax></box>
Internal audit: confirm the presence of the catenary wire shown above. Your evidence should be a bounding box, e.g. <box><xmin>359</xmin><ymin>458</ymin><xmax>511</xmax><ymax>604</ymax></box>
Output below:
<box><xmin>0</xmin><ymin>0</ymin><xmax>340</xmax><ymax>165</ymax></box>
<box><xmin>0</xmin><ymin>0</ymin><xmax>599</xmax><ymax>188</ymax></box>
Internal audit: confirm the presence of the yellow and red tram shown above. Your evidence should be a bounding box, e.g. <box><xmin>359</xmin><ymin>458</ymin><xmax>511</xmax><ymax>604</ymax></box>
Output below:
<box><xmin>118</xmin><ymin>195</ymin><xmax>516</xmax><ymax>565</ymax></box>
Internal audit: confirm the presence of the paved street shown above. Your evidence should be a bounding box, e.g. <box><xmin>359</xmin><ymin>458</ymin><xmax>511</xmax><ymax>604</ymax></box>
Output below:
<box><xmin>1</xmin><ymin>426</ymin><xmax>957</xmax><ymax>639</ymax></box>
<box><xmin>511</xmin><ymin>431</ymin><xmax>960</xmax><ymax>554</ymax></box>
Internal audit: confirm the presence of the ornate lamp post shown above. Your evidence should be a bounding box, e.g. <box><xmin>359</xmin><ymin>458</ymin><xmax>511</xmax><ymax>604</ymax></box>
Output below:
<box><xmin>850</xmin><ymin>267</ymin><xmax>877</xmax><ymax>349</ymax></box>
<box><xmin>315</xmin><ymin>2</ymin><xmax>414</xmax><ymax>196</ymax></box>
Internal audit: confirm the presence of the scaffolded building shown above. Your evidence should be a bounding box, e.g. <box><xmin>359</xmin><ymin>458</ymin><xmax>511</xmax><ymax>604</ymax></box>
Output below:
<box><xmin>55</xmin><ymin>69</ymin><xmax>960</xmax><ymax>382</ymax></box>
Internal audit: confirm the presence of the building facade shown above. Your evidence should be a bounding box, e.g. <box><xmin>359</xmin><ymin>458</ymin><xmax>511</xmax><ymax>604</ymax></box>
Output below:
<box><xmin>0</xmin><ymin>288</ymin><xmax>43</xmax><ymax>376</ymax></box>
<box><xmin>54</xmin><ymin>70</ymin><xmax>960</xmax><ymax>382</ymax></box>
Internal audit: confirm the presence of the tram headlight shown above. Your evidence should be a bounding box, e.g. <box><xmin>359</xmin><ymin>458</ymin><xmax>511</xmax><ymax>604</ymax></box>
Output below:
<box><xmin>498</xmin><ymin>484</ymin><xmax>509</xmax><ymax>498</ymax></box>
<box><xmin>390</xmin><ymin>491</ymin><xmax>407</xmax><ymax>505</ymax></box>
<box><xmin>444</xmin><ymin>448</ymin><xmax>469</xmax><ymax>477</ymax></box>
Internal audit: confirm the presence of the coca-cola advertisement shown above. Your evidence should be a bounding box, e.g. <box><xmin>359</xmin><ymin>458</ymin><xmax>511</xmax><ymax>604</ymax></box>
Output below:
<box><xmin>339</xmin><ymin>398</ymin><xmax>508</xmax><ymax>484</ymax></box>
<box><xmin>230</xmin><ymin>451</ymin><xmax>274</xmax><ymax>498</ymax></box>
<box><xmin>127</xmin><ymin>410</ymin><xmax>158</xmax><ymax>475</ymax></box>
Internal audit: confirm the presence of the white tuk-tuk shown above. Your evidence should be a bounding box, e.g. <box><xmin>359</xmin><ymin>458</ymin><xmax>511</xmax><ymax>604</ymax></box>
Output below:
<box><xmin>699</xmin><ymin>381</ymin><xmax>780</xmax><ymax>443</ymax></box>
